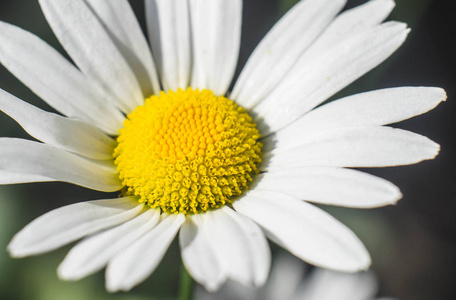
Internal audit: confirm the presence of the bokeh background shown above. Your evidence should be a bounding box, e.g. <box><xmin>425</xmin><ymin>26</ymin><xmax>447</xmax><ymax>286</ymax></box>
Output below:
<box><xmin>0</xmin><ymin>0</ymin><xmax>455</xmax><ymax>299</ymax></box>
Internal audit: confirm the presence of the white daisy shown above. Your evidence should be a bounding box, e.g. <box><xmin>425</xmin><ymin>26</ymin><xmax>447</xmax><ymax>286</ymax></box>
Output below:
<box><xmin>195</xmin><ymin>252</ymin><xmax>394</xmax><ymax>300</ymax></box>
<box><xmin>0</xmin><ymin>0</ymin><xmax>444</xmax><ymax>293</ymax></box>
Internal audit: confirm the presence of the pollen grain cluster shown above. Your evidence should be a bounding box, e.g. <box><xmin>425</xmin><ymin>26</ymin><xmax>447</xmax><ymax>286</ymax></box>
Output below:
<box><xmin>114</xmin><ymin>88</ymin><xmax>262</xmax><ymax>214</ymax></box>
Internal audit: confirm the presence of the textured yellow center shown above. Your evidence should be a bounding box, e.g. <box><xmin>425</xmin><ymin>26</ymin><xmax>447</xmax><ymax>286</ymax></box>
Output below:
<box><xmin>114</xmin><ymin>88</ymin><xmax>262</xmax><ymax>214</ymax></box>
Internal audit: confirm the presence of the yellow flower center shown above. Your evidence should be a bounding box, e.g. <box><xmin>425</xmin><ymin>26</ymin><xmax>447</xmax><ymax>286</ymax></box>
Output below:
<box><xmin>114</xmin><ymin>88</ymin><xmax>262</xmax><ymax>214</ymax></box>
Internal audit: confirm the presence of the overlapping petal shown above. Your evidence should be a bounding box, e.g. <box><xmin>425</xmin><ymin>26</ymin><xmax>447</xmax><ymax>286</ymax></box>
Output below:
<box><xmin>270</xmin><ymin>87</ymin><xmax>446</xmax><ymax>144</ymax></box>
<box><xmin>302</xmin><ymin>0</ymin><xmax>396</xmax><ymax>60</ymax></box>
<box><xmin>146</xmin><ymin>0</ymin><xmax>192</xmax><ymax>91</ymax></box>
<box><xmin>86</xmin><ymin>0</ymin><xmax>160</xmax><ymax>96</ymax></box>
<box><xmin>106</xmin><ymin>213</ymin><xmax>185</xmax><ymax>292</ymax></box>
<box><xmin>180</xmin><ymin>207</ymin><xmax>270</xmax><ymax>291</ymax></box>
<box><xmin>232</xmin><ymin>0</ymin><xmax>346</xmax><ymax>108</ymax></box>
<box><xmin>299</xmin><ymin>268</ymin><xmax>378</xmax><ymax>300</ymax></box>
<box><xmin>38</xmin><ymin>0</ymin><xmax>143</xmax><ymax>113</ymax></box>
<box><xmin>0</xmin><ymin>21</ymin><xmax>124</xmax><ymax>134</ymax></box>
<box><xmin>234</xmin><ymin>190</ymin><xmax>371</xmax><ymax>272</ymax></box>
<box><xmin>0</xmin><ymin>138</ymin><xmax>121</xmax><ymax>190</ymax></box>
<box><xmin>58</xmin><ymin>208</ymin><xmax>160</xmax><ymax>281</ymax></box>
<box><xmin>267</xmin><ymin>126</ymin><xmax>439</xmax><ymax>168</ymax></box>
<box><xmin>180</xmin><ymin>214</ymin><xmax>227</xmax><ymax>291</ymax></box>
<box><xmin>0</xmin><ymin>89</ymin><xmax>115</xmax><ymax>160</ymax></box>
<box><xmin>254</xmin><ymin>167</ymin><xmax>401</xmax><ymax>208</ymax></box>
<box><xmin>189</xmin><ymin>0</ymin><xmax>242</xmax><ymax>95</ymax></box>
<box><xmin>254</xmin><ymin>22</ymin><xmax>409</xmax><ymax>135</ymax></box>
<box><xmin>0</xmin><ymin>170</ymin><xmax>53</xmax><ymax>184</ymax></box>
<box><xmin>8</xmin><ymin>197</ymin><xmax>143</xmax><ymax>257</ymax></box>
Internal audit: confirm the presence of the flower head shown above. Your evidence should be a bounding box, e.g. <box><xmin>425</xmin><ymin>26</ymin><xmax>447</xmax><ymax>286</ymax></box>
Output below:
<box><xmin>0</xmin><ymin>0</ymin><xmax>444</xmax><ymax>293</ymax></box>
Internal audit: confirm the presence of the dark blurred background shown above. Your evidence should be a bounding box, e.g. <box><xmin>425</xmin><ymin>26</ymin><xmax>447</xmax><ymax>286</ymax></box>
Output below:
<box><xmin>0</xmin><ymin>0</ymin><xmax>455</xmax><ymax>299</ymax></box>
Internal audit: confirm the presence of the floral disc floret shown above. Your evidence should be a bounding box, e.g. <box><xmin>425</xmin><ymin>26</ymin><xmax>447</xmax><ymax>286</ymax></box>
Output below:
<box><xmin>114</xmin><ymin>88</ymin><xmax>262</xmax><ymax>214</ymax></box>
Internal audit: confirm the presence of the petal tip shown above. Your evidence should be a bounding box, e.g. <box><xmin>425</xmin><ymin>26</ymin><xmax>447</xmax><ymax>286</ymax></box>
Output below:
<box><xmin>389</xmin><ymin>187</ymin><xmax>403</xmax><ymax>206</ymax></box>
<box><xmin>105</xmin><ymin>266</ymin><xmax>135</xmax><ymax>293</ymax></box>
<box><xmin>204</xmin><ymin>284</ymin><xmax>220</xmax><ymax>293</ymax></box>
<box><xmin>6</xmin><ymin>246</ymin><xmax>21</xmax><ymax>258</ymax></box>
<box><xmin>354</xmin><ymin>253</ymin><xmax>372</xmax><ymax>273</ymax></box>
<box><xmin>440</xmin><ymin>88</ymin><xmax>448</xmax><ymax>102</ymax></box>
<box><xmin>431</xmin><ymin>142</ymin><xmax>441</xmax><ymax>159</ymax></box>
<box><xmin>7</xmin><ymin>238</ymin><xmax>28</xmax><ymax>258</ymax></box>
<box><xmin>105</xmin><ymin>278</ymin><xmax>123</xmax><ymax>293</ymax></box>
<box><xmin>376</xmin><ymin>0</ymin><xmax>396</xmax><ymax>10</ymax></box>
<box><xmin>56</xmin><ymin>263</ymin><xmax>80</xmax><ymax>282</ymax></box>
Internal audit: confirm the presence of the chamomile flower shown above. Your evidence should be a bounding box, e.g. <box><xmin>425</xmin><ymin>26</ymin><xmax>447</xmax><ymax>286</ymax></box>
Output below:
<box><xmin>0</xmin><ymin>0</ymin><xmax>444</xmax><ymax>293</ymax></box>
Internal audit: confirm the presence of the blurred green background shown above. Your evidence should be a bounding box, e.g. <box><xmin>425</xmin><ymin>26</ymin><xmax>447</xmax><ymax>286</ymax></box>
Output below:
<box><xmin>1</xmin><ymin>0</ymin><xmax>455</xmax><ymax>299</ymax></box>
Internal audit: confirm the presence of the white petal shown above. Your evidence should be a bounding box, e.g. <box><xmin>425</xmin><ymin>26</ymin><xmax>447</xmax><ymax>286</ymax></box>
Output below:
<box><xmin>298</xmin><ymin>269</ymin><xmax>378</xmax><ymax>300</ymax></box>
<box><xmin>182</xmin><ymin>207</ymin><xmax>271</xmax><ymax>290</ymax></box>
<box><xmin>146</xmin><ymin>0</ymin><xmax>191</xmax><ymax>91</ymax></box>
<box><xmin>195</xmin><ymin>280</ymin><xmax>258</xmax><ymax>300</ymax></box>
<box><xmin>190</xmin><ymin>0</ymin><xmax>242</xmax><ymax>95</ymax></box>
<box><xmin>106</xmin><ymin>213</ymin><xmax>185</xmax><ymax>292</ymax></box>
<box><xmin>0</xmin><ymin>138</ymin><xmax>121</xmax><ymax>191</ymax></box>
<box><xmin>0</xmin><ymin>89</ymin><xmax>115</xmax><ymax>160</ymax></box>
<box><xmin>254</xmin><ymin>167</ymin><xmax>401</xmax><ymax>208</ymax></box>
<box><xmin>201</xmin><ymin>207</ymin><xmax>270</xmax><ymax>287</ymax></box>
<box><xmin>39</xmin><ymin>0</ymin><xmax>143</xmax><ymax>113</ymax></box>
<box><xmin>86</xmin><ymin>0</ymin><xmax>160</xmax><ymax>96</ymax></box>
<box><xmin>0</xmin><ymin>170</ymin><xmax>53</xmax><ymax>184</ymax></box>
<box><xmin>267</xmin><ymin>126</ymin><xmax>440</xmax><ymax>168</ymax></box>
<box><xmin>273</xmin><ymin>87</ymin><xmax>446</xmax><ymax>143</ymax></box>
<box><xmin>233</xmin><ymin>190</ymin><xmax>371</xmax><ymax>272</ymax></box>
<box><xmin>8</xmin><ymin>197</ymin><xmax>143</xmax><ymax>258</ymax></box>
<box><xmin>302</xmin><ymin>0</ymin><xmax>396</xmax><ymax>60</ymax></box>
<box><xmin>58</xmin><ymin>208</ymin><xmax>160</xmax><ymax>281</ymax></box>
<box><xmin>0</xmin><ymin>21</ymin><xmax>124</xmax><ymax>134</ymax></box>
<box><xmin>263</xmin><ymin>253</ymin><xmax>305</xmax><ymax>300</ymax></box>
<box><xmin>232</xmin><ymin>0</ymin><xmax>346</xmax><ymax>108</ymax></box>
<box><xmin>254</xmin><ymin>22</ymin><xmax>409</xmax><ymax>135</ymax></box>
<box><xmin>180</xmin><ymin>214</ymin><xmax>227</xmax><ymax>292</ymax></box>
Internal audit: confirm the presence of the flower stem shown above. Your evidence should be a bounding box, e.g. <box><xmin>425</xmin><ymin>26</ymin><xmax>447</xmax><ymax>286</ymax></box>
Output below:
<box><xmin>178</xmin><ymin>261</ymin><xmax>193</xmax><ymax>300</ymax></box>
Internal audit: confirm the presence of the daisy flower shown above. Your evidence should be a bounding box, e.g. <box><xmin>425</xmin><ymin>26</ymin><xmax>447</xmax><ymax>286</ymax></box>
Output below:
<box><xmin>0</xmin><ymin>0</ymin><xmax>444</xmax><ymax>293</ymax></box>
<box><xmin>195</xmin><ymin>252</ymin><xmax>393</xmax><ymax>300</ymax></box>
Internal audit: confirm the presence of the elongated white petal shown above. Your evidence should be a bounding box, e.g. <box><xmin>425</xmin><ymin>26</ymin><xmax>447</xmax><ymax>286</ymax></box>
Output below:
<box><xmin>190</xmin><ymin>0</ymin><xmax>242</xmax><ymax>95</ymax></box>
<box><xmin>232</xmin><ymin>0</ymin><xmax>346</xmax><ymax>108</ymax></box>
<box><xmin>263</xmin><ymin>254</ymin><xmax>305</xmax><ymax>300</ymax></box>
<box><xmin>268</xmin><ymin>126</ymin><xmax>440</xmax><ymax>168</ymax></box>
<box><xmin>181</xmin><ymin>208</ymin><xmax>270</xmax><ymax>291</ymax></box>
<box><xmin>106</xmin><ymin>213</ymin><xmax>185</xmax><ymax>292</ymax></box>
<box><xmin>180</xmin><ymin>214</ymin><xmax>227</xmax><ymax>292</ymax></box>
<box><xmin>255</xmin><ymin>167</ymin><xmax>401</xmax><ymax>208</ymax></box>
<box><xmin>39</xmin><ymin>0</ymin><xmax>143</xmax><ymax>113</ymax></box>
<box><xmin>299</xmin><ymin>269</ymin><xmax>378</xmax><ymax>300</ymax></box>
<box><xmin>0</xmin><ymin>89</ymin><xmax>115</xmax><ymax>160</ymax></box>
<box><xmin>254</xmin><ymin>22</ymin><xmax>409</xmax><ymax>135</ymax></box>
<box><xmin>0</xmin><ymin>138</ymin><xmax>121</xmax><ymax>191</ymax></box>
<box><xmin>186</xmin><ymin>207</ymin><xmax>271</xmax><ymax>286</ymax></box>
<box><xmin>303</xmin><ymin>0</ymin><xmax>396</xmax><ymax>60</ymax></box>
<box><xmin>0</xmin><ymin>170</ymin><xmax>53</xmax><ymax>184</ymax></box>
<box><xmin>58</xmin><ymin>208</ymin><xmax>160</xmax><ymax>281</ymax></box>
<box><xmin>206</xmin><ymin>207</ymin><xmax>270</xmax><ymax>286</ymax></box>
<box><xmin>8</xmin><ymin>197</ymin><xmax>143</xmax><ymax>258</ymax></box>
<box><xmin>86</xmin><ymin>0</ymin><xmax>160</xmax><ymax>96</ymax></box>
<box><xmin>195</xmin><ymin>281</ymin><xmax>258</xmax><ymax>300</ymax></box>
<box><xmin>234</xmin><ymin>190</ymin><xmax>371</xmax><ymax>272</ymax></box>
<box><xmin>273</xmin><ymin>87</ymin><xmax>446</xmax><ymax>143</ymax></box>
<box><xmin>146</xmin><ymin>0</ymin><xmax>191</xmax><ymax>91</ymax></box>
<box><xmin>0</xmin><ymin>21</ymin><xmax>124</xmax><ymax>134</ymax></box>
